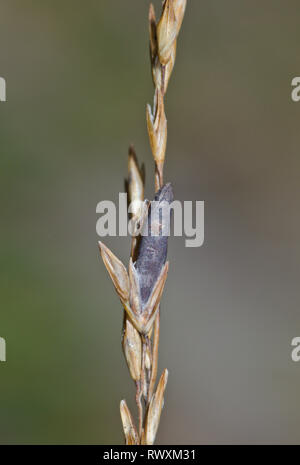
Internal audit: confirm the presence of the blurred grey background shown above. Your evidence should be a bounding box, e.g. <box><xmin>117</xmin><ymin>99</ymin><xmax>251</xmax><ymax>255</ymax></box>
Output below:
<box><xmin>0</xmin><ymin>0</ymin><xmax>300</xmax><ymax>444</ymax></box>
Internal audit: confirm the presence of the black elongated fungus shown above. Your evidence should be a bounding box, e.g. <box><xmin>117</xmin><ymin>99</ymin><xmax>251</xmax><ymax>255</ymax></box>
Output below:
<box><xmin>135</xmin><ymin>183</ymin><xmax>173</xmax><ymax>307</ymax></box>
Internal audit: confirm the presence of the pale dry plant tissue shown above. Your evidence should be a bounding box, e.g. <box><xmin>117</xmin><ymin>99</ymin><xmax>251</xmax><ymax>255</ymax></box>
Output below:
<box><xmin>98</xmin><ymin>0</ymin><xmax>187</xmax><ymax>445</ymax></box>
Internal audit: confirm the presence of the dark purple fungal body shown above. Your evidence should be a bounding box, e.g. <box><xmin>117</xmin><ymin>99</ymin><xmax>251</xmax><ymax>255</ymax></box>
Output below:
<box><xmin>135</xmin><ymin>183</ymin><xmax>173</xmax><ymax>307</ymax></box>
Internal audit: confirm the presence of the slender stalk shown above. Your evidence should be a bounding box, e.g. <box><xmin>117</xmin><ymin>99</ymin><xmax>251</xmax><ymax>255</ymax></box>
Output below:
<box><xmin>99</xmin><ymin>1</ymin><xmax>187</xmax><ymax>445</ymax></box>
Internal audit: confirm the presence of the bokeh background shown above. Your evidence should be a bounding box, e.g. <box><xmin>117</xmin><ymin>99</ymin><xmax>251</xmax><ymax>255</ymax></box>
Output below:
<box><xmin>0</xmin><ymin>0</ymin><xmax>300</xmax><ymax>444</ymax></box>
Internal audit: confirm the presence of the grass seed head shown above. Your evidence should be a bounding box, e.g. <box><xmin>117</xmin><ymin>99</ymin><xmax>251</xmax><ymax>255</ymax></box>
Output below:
<box><xmin>157</xmin><ymin>0</ymin><xmax>177</xmax><ymax>65</ymax></box>
<box><xmin>99</xmin><ymin>0</ymin><xmax>187</xmax><ymax>445</ymax></box>
<box><xmin>128</xmin><ymin>146</ymin><xmax>144</xmax><ymax>221</ymax></box>
<box><xmin>145</xmin><ymin>369</ymin><xmax>169</xmax><ymax>445</ymax></box>
<box><xmin>146</xmin><ymin>88</ymin><xmax>167</xmax><ymax>170</ymax></box>
<box><xmin>98</xmin><ymin>242</ymin><xmax>129</xmax><ymax>302</ymax></box>
<box><xmin>122</xmin><ymin>316</ymin><xmax>142</xmax><ymax>382</ymax></box>
<box><xmin>120</xmin><ymin>400</ymin><xmax>139</xmax><ymax>445</ymax></box>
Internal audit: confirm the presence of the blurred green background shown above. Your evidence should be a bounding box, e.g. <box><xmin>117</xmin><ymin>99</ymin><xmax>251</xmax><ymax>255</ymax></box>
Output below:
<box><xmin>0</xmin><ymin>0</ymin><xmax>300</xmax><ymax>444</ymax></box>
